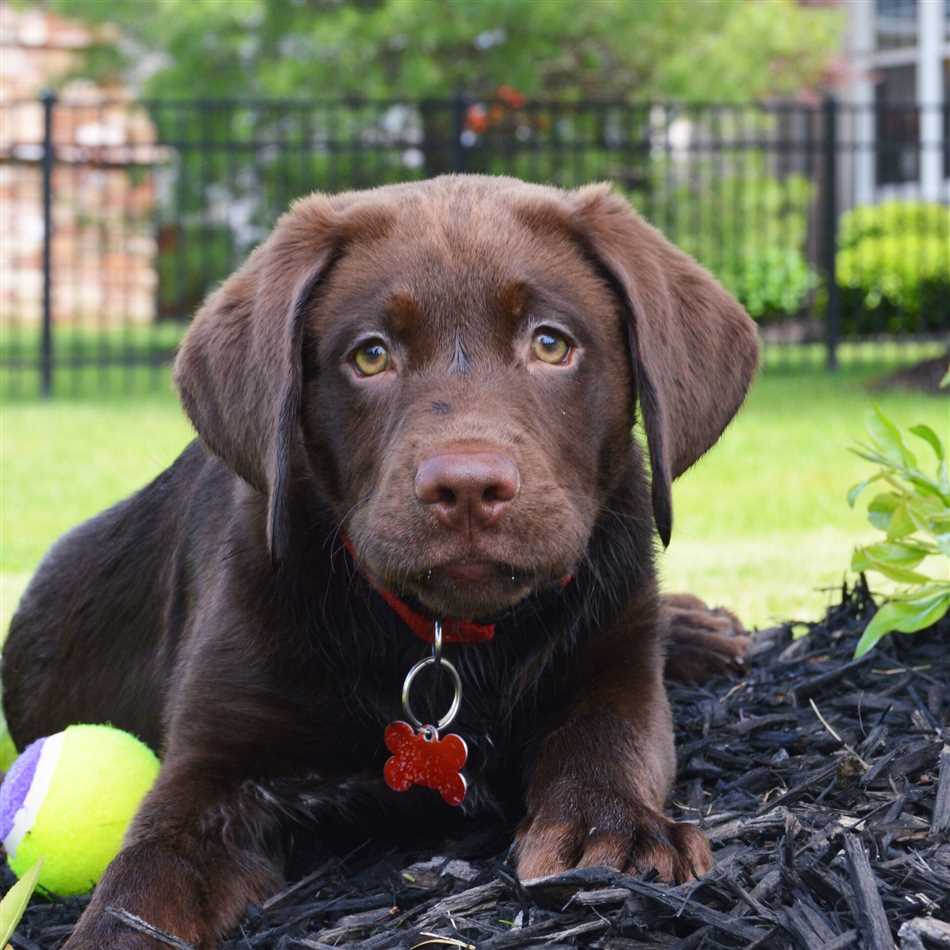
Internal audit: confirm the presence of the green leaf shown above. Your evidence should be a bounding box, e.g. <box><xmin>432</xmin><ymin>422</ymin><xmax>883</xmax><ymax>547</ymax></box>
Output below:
<box><xmin>0</xmin><ymin>861</ymin><xmax>42</xmax><ymax>945</ymax></box>
<box><xmin>855</xmin><ymin>602</ymin><xmax>906</xmax><ymax>657</ymax></box>
<box><xmin>893</xmin><ymin>588</ymin><xmax>950</xmax><ymax>626</ymax></box>
<box><xmin>866</xmin><ymin>491</ymin><xmax>898</xmax><ymax>529</ymax></box>
<box><xmin>886</xmin><ymin>503</ymin><xmax>918</xmax><ymax>539</ymax></box>
<box><xmin>940</xmin><ymin>366</ymin><xmax>949</xmax><ymax>389</ymax></box>
<box><xmin>867</xmin><ymin>407</ymin><xmax>916</xmax><ymax>469</ymax></box>
<box><xmin>909</xmin><ymin>423</ymin><xmax>945</xmax><ymax>461</ymax></box>
<box><xmin>850</xmin><ymin>546</ymin><xmax>931</xmax><ymax>584</ymax></box>
<box><xmin>862</xmin><ymin>540</ymin><xmax>930</xmax><ymax>567</ymax></box>
<box><xmin>854</xmin><ymin>603</ymin><xmax>904</xmax><ymax>660</ymax></box>
<box><xmin>850</xmin><ymin>445</ymin><xmax>900</xmax><ymax>472</ymax></box>
<box><xmin>854</xmin><ymin>589</ymin><xmax>950</xmax><ymax>657</ymax></box>
<box><xmin>904</xmin><ymin>470</ymin><xmax>950</xmax><ymax>503</ymax></box>
<box><xmin>0</xmin><ymin>715</ymin><xmax>17</xmax><ymax>773</ymax></box>
<box><xmin>847</xmin><ymin>474</ymin><xmax>882</xmax><ymax>507</ymax></box>
<box><xmin>905</xmin><ymin>501</ymin><xmax>947</xmax><ymax>549</ymax></box>
<box><xmin>907</xmin><ymin>491</ymin><xmax>945</xmax><ymax>515</ymax></box>
<box><xmin>867</xmin><ymin>492</ymin><xmax>917</xmax><ymax>537</ymax></box>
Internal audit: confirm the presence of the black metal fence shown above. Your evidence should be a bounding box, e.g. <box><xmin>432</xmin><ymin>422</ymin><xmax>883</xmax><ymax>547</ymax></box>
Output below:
<box><xmin>1</xmin><ymin>94</ymin><xmax>947</xmax><ymax>397</ymax></box>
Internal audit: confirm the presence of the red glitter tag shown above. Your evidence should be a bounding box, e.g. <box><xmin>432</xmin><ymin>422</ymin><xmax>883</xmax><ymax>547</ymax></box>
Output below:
<box><xmin>383</xmin><ymin>720</ymin><xmax>468</xmax><ymax>806</ymax></box>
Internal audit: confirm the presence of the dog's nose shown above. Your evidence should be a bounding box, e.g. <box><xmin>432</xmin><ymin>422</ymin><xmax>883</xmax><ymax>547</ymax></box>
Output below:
<box><xmin>415</xmin><ymin>452</ymin><xmax>520</xmax><ymax>532</ymax></box>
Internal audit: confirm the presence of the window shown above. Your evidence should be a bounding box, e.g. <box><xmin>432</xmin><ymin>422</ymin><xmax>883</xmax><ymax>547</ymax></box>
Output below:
<box><xmin>875</xmin><ymin>0</ymin><xmax>919</xmax><ymax>50</ymax></box>
<box><xmin>944</xmin><ymin>58</ymin><xmax>949</xmax><ymax>178</ymax></box>
<box><xmin>875</xmin><ymin>65</ymin><xmax>920</xmax><ymax>184</ymax></box>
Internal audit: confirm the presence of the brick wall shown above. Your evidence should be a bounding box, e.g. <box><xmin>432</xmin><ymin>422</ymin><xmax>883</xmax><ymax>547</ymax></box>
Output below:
<box><xmin>0</xmin><ymin>5</ymin><xmax>162</xmax><ymax>329</ymax></box>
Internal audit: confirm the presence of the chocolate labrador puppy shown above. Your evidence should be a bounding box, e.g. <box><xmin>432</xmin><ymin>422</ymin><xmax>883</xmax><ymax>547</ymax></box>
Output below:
<box><xmin>3</xmin><ymin>175</ymin><xmax>757</xmax><ymax>948</ymax></box>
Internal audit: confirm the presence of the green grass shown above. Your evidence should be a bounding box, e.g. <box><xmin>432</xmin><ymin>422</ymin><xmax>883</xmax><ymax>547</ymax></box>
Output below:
<box><xmin>2</xmin><ymin>360</ymin><xmax>947</xmax><ymax>635</ymax></box>
<box><xmin>2</xmin><ymin>385</ymin><xmax>194</xmax><ymax>634</ymax></box>
<box><xmin>661</xmin><ymin>364</ymin><xmax>947</xmax><ymax>625</ymax></box>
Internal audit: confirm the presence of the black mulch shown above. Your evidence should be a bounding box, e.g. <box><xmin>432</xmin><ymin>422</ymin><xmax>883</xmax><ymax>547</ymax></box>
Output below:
<box><xmin>10</xmin><ymin>580</ymin><xmax>950</xmax><ymax>949</ymax></box>
<box><xmin>869</xmin><ymin>352</ymin><xmax>950</xmax><ymax>395</ymax></box>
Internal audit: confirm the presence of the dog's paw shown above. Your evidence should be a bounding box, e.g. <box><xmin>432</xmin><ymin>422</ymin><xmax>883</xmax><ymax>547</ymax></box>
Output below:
<box><xmin>660</xmin><ymin>592</ymin><xmax>750</xmax><ymax>684</ymax></box>
<box><xmin>515</xmin><ymin>786</ymin><xmax>712</xmax><ymax>883</ymax></box>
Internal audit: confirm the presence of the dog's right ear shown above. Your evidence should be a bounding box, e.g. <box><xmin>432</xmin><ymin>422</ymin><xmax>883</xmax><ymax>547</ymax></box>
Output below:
<box><xmin>174</xmin><ymin>193</ymin><xmax>392</xmax><ymax>564</ymax></box>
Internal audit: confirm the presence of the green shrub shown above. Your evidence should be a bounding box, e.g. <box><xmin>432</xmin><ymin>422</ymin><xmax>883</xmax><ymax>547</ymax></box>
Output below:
<box><xmin>714</xmin><ymin>246</ymin><xmax>817</xmax><ymax>321</ymax></box>
<box><xmin>837</xmin><ymin>202</ymin><xmax>950</xmax><ymax>335</ymax></box>
<box><xmin>627</xmin><ymin>156</ymin><xmax>818</xmax><ymax>321</ymax></box>
<box><xmin>847</xmin><ymin>405</ymin><xmax>950</xmax><ymax>658</ymax></box>
<box><xmin>839</xmin><ymin>200</ymin><xmax>949</xmax><ymax>250</ymax></box>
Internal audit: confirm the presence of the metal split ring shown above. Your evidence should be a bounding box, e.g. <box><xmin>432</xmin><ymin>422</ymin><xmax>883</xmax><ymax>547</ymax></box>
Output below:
<box><xmin>400</xmin><ymin>620</ymin><xmax>463</xmax><ymax>732</ymax></box>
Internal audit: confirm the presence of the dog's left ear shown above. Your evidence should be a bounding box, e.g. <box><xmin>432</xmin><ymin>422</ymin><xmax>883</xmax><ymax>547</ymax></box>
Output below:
<box><xmin>568</xmin><ymin>184</ymin><xmax>759</xmax><ymax>546</ymax></box>
<box><xmin>174</xmin><ymin>193</ymin><xmax>392</xmax><ymax>564</ymax></box>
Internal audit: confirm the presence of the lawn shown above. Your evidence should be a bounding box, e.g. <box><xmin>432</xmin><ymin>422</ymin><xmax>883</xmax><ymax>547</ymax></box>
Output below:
<box><xmin>1</xmin><ymin>359</ymin><xmax>946</xmax><ymax>635</ymax></box>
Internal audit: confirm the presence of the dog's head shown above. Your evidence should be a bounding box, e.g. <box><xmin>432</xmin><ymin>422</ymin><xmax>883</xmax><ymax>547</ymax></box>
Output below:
<box><xmin>174</xmin><ymin>176</ymin><xmax>758</xmax><ymax>619</ymax></box>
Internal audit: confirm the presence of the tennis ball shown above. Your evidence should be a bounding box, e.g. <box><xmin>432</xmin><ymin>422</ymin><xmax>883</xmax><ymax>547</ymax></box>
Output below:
<box><xmin>0</xmin><ymin>724</ymin><xmax>160</xmax><ymax>895</ymax></box>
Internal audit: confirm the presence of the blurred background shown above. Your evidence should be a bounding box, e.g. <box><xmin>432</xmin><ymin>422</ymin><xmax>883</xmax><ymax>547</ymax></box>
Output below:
<box><xmin>1</xmin><ymin>0</ymin><xmax>947</xmax><ymax>632</ymax></box>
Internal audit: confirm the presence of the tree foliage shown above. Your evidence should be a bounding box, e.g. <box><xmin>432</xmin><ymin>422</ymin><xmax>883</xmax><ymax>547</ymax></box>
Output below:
<box><xmin>42</xmin><ymin>0</ymin><xmax>841</xmax><ymax>103</ymax></box>
<box><xmin>26</xmin><ymin>0</ymin><xmax>841</xmax><ymax>319</ymax></box>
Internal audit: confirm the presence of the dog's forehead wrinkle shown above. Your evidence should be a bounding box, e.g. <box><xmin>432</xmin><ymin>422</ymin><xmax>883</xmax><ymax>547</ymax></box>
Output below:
<box><xmin>449</xmin><ymin>332</ymin><xmax>472</xmax><ymax>376</ymax></box>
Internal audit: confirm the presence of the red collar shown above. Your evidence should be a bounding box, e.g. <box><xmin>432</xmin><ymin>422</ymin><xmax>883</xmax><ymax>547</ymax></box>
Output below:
<box><xmin>341</xmin><ymin>536</ymin><xmax>495</xmax><ymax>644</ymax></box>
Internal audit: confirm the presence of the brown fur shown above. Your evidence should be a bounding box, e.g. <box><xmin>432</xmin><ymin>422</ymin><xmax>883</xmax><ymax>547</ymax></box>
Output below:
<box><xmin>3</xmin><ymin>175</ymin><xmax>757</xmax><ymax>949</ymax></box>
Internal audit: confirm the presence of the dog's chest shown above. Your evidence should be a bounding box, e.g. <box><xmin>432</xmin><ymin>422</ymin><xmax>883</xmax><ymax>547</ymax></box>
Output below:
<box><xmin>275</xmin><ymin>734</ymin><xmax>513</xmax><ymax>826</ymax></box>
<box><xmin>282</xmin><ymin>684</ymin><xmax>530</xmax><ymax>824</ymax></box>
<box><xmin>299</xmin><ymin>602</ymin><xmax>569</xmax><ymax>820</ymax></box>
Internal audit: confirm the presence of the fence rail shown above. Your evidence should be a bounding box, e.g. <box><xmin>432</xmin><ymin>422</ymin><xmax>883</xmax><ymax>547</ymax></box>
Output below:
<box><xmin>1</xmin><ymin>94</ymin><xmax>947</xmax><ymax>396</ymax></box>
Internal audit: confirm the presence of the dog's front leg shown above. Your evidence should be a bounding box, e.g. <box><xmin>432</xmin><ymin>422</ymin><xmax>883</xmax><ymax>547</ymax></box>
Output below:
<box><xmin>63</xmin><ymin>756</ymin><xmax>284</xmax><ymax>950</ymax></box>
<box><xmin>515</xmin><ymin>613</ymin><xmax>712</xmax><ymax>883</ymax></box>
<box><xmin>62</xmin><ymin>605</ymin><xmax>326</xmax><ymax>950</ymax></box>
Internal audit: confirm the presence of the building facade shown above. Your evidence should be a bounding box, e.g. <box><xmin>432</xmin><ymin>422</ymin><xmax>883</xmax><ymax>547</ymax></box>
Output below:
<box><xmin>844</xmin><ymin>0</ymin><xmax>949</xmax><ymax>204</ymax></box>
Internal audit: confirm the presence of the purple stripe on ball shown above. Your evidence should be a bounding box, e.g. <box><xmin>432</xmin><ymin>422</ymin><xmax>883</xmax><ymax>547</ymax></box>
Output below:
<box><xmin>0</xmin><ymin>736</ymin><xmax>44</xmax><ymax>842</ymax></box>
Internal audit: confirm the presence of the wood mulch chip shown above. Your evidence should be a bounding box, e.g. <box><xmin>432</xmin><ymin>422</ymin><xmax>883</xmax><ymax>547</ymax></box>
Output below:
<box><xmin>8</xmin><ymin>580</ymin><xmax>950</xmax><ymax>948</ymax></box>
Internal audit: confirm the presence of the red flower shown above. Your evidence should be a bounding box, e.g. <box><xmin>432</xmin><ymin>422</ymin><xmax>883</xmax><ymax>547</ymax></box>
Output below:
<box><xmin>496</xmin><ymin>84</ymin><xmax>526</xmax><ymax>109</ymax></box>
<box><xmin>465</xmin><ymin>104</ymin><xmax>488</xmax><ymax>134</ymax></box>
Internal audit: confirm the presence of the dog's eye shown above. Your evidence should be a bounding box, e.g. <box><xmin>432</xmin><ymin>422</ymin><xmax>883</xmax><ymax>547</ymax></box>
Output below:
<box><xmin>352</xmin><ymin>340</ymin><xmax>391</xmax><ymax>377</ymax></box>
<box><xmin>531</xmin><ymin>329</ymin><xmax>572</xmax><ymax>366</ymax></box>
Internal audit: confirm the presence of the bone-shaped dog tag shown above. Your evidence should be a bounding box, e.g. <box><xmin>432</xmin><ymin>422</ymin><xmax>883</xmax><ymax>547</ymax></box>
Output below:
<box><xmin>383</xmin><ymin>720</ymin><xmax>468</xmax><ymax>806</ymax></box>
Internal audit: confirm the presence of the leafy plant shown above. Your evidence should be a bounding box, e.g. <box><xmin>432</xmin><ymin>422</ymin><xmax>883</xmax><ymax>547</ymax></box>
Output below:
<box><xmin>839</xmin><ymin>201</ymin><xmax>950</xmax><ymax>250</ymax></box>
<box><xmin>847</xmin><ymin>407</ymin><xmax>950</xmax><ymax>658</ymax></box>
<box><xmin>837</xmin><ymin>202</ymin><xmax>950</xmax><ymax>335</ymax></box>
<box><xmin>715</xmin><ymin>245</ymin><xmax>817</xmax><ymax>321</ymax></box>
<box><xmin>627</xmin><ymin>154</ymin><xmax>818</xmax><ymax>320</ymax></box>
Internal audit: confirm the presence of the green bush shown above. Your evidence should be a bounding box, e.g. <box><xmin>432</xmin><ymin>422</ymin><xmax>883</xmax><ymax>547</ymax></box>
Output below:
<box><xmin>627</xmin><ymin>155</ymin><xmax>818</xmax><ymax>321</ymax></box>
<box><xmin>714</xmin><ymin>247</ymin><xmax>817</xmax><ymax>321</ymax></box>
<box><xmin>839</xmin><ymin>200</ymin><xmax>949</xmax><ymax>250</ymax></box>
<box><xmin>837</xmin><ymin>202</ymin><xmax>950</xmax><ymax>336</ymax></box>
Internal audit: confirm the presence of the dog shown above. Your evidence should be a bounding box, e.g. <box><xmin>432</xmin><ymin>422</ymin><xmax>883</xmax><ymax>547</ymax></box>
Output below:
<box><xmin>3</xmin><ymin>175</ymin><xmax>758</xmax><ymax>949</ymax></box>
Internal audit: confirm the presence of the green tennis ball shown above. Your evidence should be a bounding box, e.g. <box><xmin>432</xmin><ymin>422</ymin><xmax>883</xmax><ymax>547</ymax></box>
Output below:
<box><xmin>0</xmin><ymin>723</ymin><xmax>160</xmax><ymax>895</ymax></box>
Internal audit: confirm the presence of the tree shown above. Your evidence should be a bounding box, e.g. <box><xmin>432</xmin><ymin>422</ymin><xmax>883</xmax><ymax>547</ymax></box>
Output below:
<box><xmin>47</xmin><ymin>0</ymin><xmax>843</xmax><ymax>178</ymax></box>
<box><xmin>47</xmin><ymin>0</ymin><xmax>841</xmax><ymax>104</ymax></box>
<box><xmin>33</xmin><ymin>0</ymin><xmax>843</xmax><ymax>314</ymax></box>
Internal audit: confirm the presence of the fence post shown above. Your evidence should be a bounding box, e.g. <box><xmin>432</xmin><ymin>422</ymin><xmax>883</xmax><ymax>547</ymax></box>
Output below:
<box><xmin>821</xmin><ymin>95</ymin><xmax>840</xmax><ymax>372</ymax></box>
<box><xmin>452</xmin><ymin>87</ymin><xmax>467</xmax><ymax>173</ymax></box>
<box><xmin>40</xmin><ymin>89</ymin><xmax>56</xmax><ymax>398</ymax></box>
